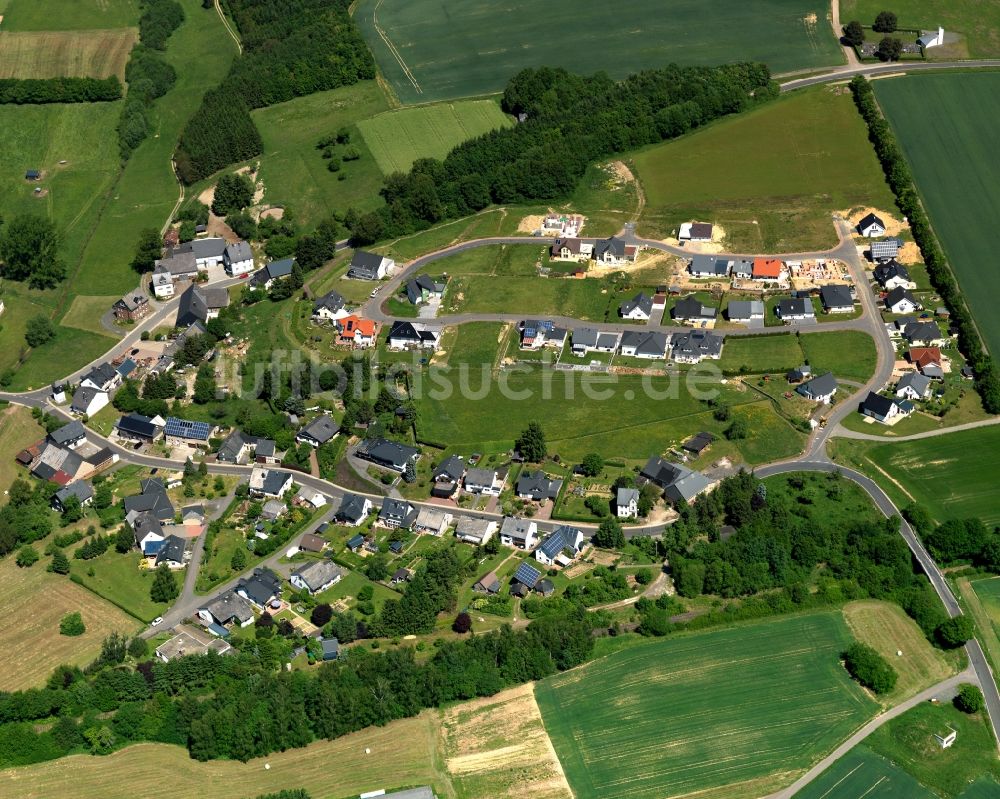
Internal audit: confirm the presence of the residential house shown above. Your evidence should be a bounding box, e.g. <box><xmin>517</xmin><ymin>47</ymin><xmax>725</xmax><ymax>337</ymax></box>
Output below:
<box><xmin>28</xmin><ymin>442</ymin><xmax>87</xmax><ymax>486</ymax></box>
<box><xmin>336</xmin><ymin>315</ymin><xmax>378</xmax><ymax>348</ymax></box>
<box><xmin>860</xmin><ymin>391</ymin><xmax>913</xmax><ymax>424</ymax></box>
<box><xmin>593</xmin><ymin>236</ymin><xmax>637</xmax><ymax>264</ymax></box>
<box><xmin>730</xmin><ymin>259</ymin><xmax>754</xmax><ymax>279</ymax></box>
<box><xmin>500</xmin><ymin>517</ymin><xmax>538</xmax><ymax>549</ymax></box>
<box><xmin>405</xmin><ymin>274</ymin><xmax>445</xmax><ymax>305</ymax></box>
<box><xmin>236</xmin><ymin>567</ymin><xmax>282</xmax><ymax>609</ymax></box>
<box><xmin>155</xmin><ymin>535</ymin><xmax>187</xmax><ymax>569</ymax></box>
<box><xmin>535</xmin><ymin>525</ymin><xmax>584</xmax><ymax>567</ymax></box>
<box><xmin>775</xmin><ymin>297</ymin><xmax>815</xmax><ymax>322</ymax></box>
<box><xmin>640</xmin><ymin>456</ymin><xmax>712</xmax><ymax>504</ymax></box>
<box><xmin>335</xmin><ymin>493</ymin><xmax>372</xmax><ymax>526</ymax></box>
<box><xmin>885</xmin><ymin>287</ymin><xmax>920</xmax><ymax>315</ymax></box>
<box><xmin>254</xmin><ymin>439</ymin><xmax>280</xmax><ymax>464</ymax></box>
<box><xmin>474</xmin><ymin>571</ymin><xmax>501</xmax><ymax>594</ymax></box>
<box><xmin>432</xmin><ymin>454</ymin><xmax>465</xmax><ymax>498</ymax></box>
<box><xmin>290</xmin><ymin>560</ymin><xmax>345</xmax><ymax>595</ymax></box>
<box><xmin>296</xmin><ymin>415</ymin><xmax>339</xmax><ymax>447</ymax></box>
<box><xmin>356</xmin><ymin>438</ymin><xmax>420</xmax><ymax>472</ymax></box>
<box><xmin>178</xmin><ymin>237</ymin><xmax>227</xmax><ymax>269</ymax></box>
<box><xmin>261</xmin><ymin>499</ymin><xmax>286</xmax><ymax>522</ymax></box>
<box><xmin>909</xmin><ymin>347</ymin><xmax>943</xmax><ymax>375</ymax></box>
<box><xmin>873</xmin><ymin>260</ymin><xmax>914</xmax><ymax>290</ymax></box>
<box><xmin>223</xmin><ymin>241</ymin><xmax>254</xmax><ymax>277</ymax></box>
<box><xmin>727</xmin><ymin>299</ymin><xmax>765</xmax><ymax>323</ymax></box>
<box><xmin>870</xmin><ymin>238</ymin><xmax>902</xmax><ymax>261</ymax></box>
<box><xmin>672</xmin><ymin>296</ymin><xmax>716</xmax><ymax>324</ymax></box>
<box><xmin>298</xmin><ymin>533</ymin><xmax>327</xmax><ymax>553</ymax></box>
<box><xmin>155</xmin><ymin>626</ymin><xmax>232</xmax><ymax>662</ymax></box>
<box><xmin>516</xmin><ymin>471</ymin><xmax>562</xmax><ymax>502</ymax></box>
<box><xmin>346</xmin><ymin>534</ymin><xmax>365</xmax><ymax>552</ymax></box>
<box><xmin>619</xmin><ymin>292</ymin><xmax>654</xmax><ymax>321</ymax></box>
<box><xmin>199</xmin><ymin>592</ymin><xmax>254</xmax><ymax>628</ymax></box>
<box><xmin>820</xmin><ymin>284</ymin><xmax>854</xmax><ymax>313</ymax></box>
<box><xmin>902</xmin><ymin>321</ymin><xmax>945</xmax><ymax>347</ymax></box>
<box><xmin>347</xmin><ymin>250</ymin><xmax>393</xmax><ymax>280</ymax></box>
<box><xmin>455</xmin><ymin>517</ymin><xmax>497</xmax><ymax>545</ymax></box>
<box><xmin>688</xmin><ymin>256</ymin><xmax>730</xmax><ymax>279</ymax></box>
<box><xmin>216</xmin><ymin>429</ymin><xmax>256</xmax><ymax>464</ymax></box>
<box><xmin>679</xmin><ymin>222</ymin><xmax>713</xmax><ymax>242</ymax></box>
<box><xmin>542</xmin><ymin>213</ymin><xmax>583</xmax><ymax>236</ymax></box>
<box><xmin>752</xmin><ymin>258</ymin><xmax>784</xmax><ymax>282</ymax></box>
<box><xmin>320</xmin><ymin>638</ymin><xmax>340</xmax><ymax>661</ymax></box>
<box><xmin>387</xmin><ymin>320</ymin><xmax>440</xmax><ymax>350</ymax></box>
<box><xmin>249</xmin><ymin>257</ymin><xmax>296</xmax><ymax>290</ymax></box>
<box><xmin>80</xmin><ymin>362</ymin><xmax>122</xmax><ymax>392</ymax></box>
<box><xmin>313</xmin><ymin>290</ymin><xmax>347</xmax><ymax>321</ymax></box>
<box><xmin>391</xmin><ymin>567</ymin><xmax>410</xmax><ymax>585</ymax></box>
<box><xmin>519</xmin><ymin>319</ymin><xmax>567</xmax><ymax>350</ymax></box>
<box><xmin>464</xmin><ymin>467</ymin><xmax>505</xmax><ymax>496</ymax></box>
<box><xmin>857</xmin><ymin>212</ymin><xmax>886</xmax><ymax>238</ymax></box>
<box><xmin>163</xmin><ymin>417</ymin><xmax>213</xmax><ymax>447</ymax></box>
<box><xmin>616</xmin><ymin>487</ymin><xmax>638</xmax><ymax>519</ymax></box>
<box><xmin>413</xmin><ymin>507</ymin><xmax>452</xmax><ymax>536</ymax></box>
<box><xmin>379</xmin><ymin>497</ymin><xmax>416</xmax><ymax>529</ymax></box>
<box><xmin>248</xmin><ymin>467</ymin><xmax>293</xmax><ymax>499</ymax></box>
<box><xmin>131</xmin><ymin>511</ymin><xmax>165</xmax><ymax>556</ymax></box>
<box><xmin>175</xmin><ymin>284</ymin><xmax>230</xmax><ymax>327</ymax></box>
<box><xmin>896</xmin><ymin>372</ymin><xmax>932</xmax><ymax>400</ymax></box>
<box><xmin>619</xmin><ymin>330</ymin><xmax>669</xmax><ymax>359</ymax></box>
<box><xmin>113</xmin><ymin>291</ymin><xmax>151</xmax><ymax>321</ymax></box>
<box><xmin>153</xmin><ymin>251</ymin><xmax>198</xmax><ymax>292</ymax></box>
<box><xmin>512</xmin><ymin>561</ymin><xmax>542</xmax><ymax>595</ymax></box>
<box><xmin>123</xmin><ymin>478</ymin><xmax>174</xmax><ymax>522</ymax></box>
<box><xmin>549</xmin><ymin>237</ymin><xmax>593</xmax><ymax>260</ymax></box>
<box><xmin>50</xmin><ymin>420</ymin><xmax>87</xmax><ymax>449</ymax></box>
<box><xmin>671</xmin><ymin>330</ymin><xmax>724</xmax><ymax>363</ymax></box>
<box><xmin>571</xmin><ymin>327</ymin><xmax>620</xmax><ymax>355</ymax></box>
<box><xmin>115</xmin><ymin>412</ymin><xmax>164</xmax><ymax>443</ymax></box>
<box><xmin>51</xmin><ymin>481</ymin><xmax>93</xmax><ymax>513</ymax></box>
<box><xmin>796</xmin><ymin>372</ymin><xmax>838</xmax><ymax>403</ymax></box>
<box><xmin>71</xmin><ymin>386</ymin><xmax>108</xmax><ymax>418</ymax></box>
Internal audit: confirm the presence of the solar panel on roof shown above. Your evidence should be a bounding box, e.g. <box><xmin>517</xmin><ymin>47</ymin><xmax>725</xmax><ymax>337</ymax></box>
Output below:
<box><xmin>513</xmin><ymin>561</ymin><xmax>541</xmax><ymax>587</ymax></box>
<box><xmin>164</xmin><ymin>417</ymin><xmax>211</xmax><ymax>440</ymax></box>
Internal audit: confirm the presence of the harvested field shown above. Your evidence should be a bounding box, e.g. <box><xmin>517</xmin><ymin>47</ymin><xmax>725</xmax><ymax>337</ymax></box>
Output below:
<box><xmin>0</xmin><ymin>29</ymin><xmax>137</xmax><ymax>79</ymax></box>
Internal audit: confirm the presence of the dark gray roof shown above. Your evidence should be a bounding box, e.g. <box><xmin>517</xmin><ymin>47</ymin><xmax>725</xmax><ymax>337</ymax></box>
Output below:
<box><xmin>640</xmin><ymin>456</ymin><xmax>711</xmax><ymax>503</ymax></box>
<box><xmin>820</xmin><ymin>284</ymin><xmax>853</xmax><ymax>309</ymax></box>
<box><xmin>238</xmin><ymin>568</ymin><xmax>282</xmax><ymax>607</ymax></box>
<box><xmin>434</xmin><ymin>454</ymin><xmax>465</xmax><ymax>482</ymax></box>
<box><xmin>903</xmin><ymin>321</ymin><xmax>940</xmax><ymax>343</ymax></box>
<box><xmin>619</xmin><ymin>292</ymin><xmax>654</xmax><ymax>317</ymax></box>
<box><xmin>797</xmin><ymin>371</ymin><xmax>838</xmax><ymax>399</ymax></box>
<box><xmin>124</xmin><ymin>478</ymin><xmax>174</xmax><ymax>521</ymax></box>
<box><xmin>885</xmin><ymin>286</ymin><xmax>918</xmax><ymax>310</ymax></box>
<box><xmin>358</xmin><ymin>437</ymin><xmax>420</xmax><ymax>470</ymax></box>
<box><xmin>538</xmin><ymin>525</ymin><xmax>582</xmax><ymax>560</ymax></box>
<box><xmin>594</xmin><ymin>236</ymin><xmax>630</xmax><ymax>259</ymax></box>
<box><xmin>348</xmin><ymin>250</ymin><xmax>386</xmax><ymax>278</ymax></box>
<box><xmin>117</xmin><ymin>413</ymin><xmax>160</xmax><ymax>440</ymax></box>
<box><xmin>71</xmin><ymin>386</ymin><xmax>105</xmax><ymax>413</ymax></box>
<box><xmin>336</xmin><ymin>493</ymin><xmax>369</xmax><ymax>523</ymax></box>
<box><xmin>516</xmin><ymin>471</ymin><xmax>562</xmax><ymax>500</ymax></box>
<box><xmin>50</xmin><ymin>420</ymin><xmax>86</xmax><ymax>446</ymax></box>
<box><xmin>861</xmin><ymin>391</ymin><xmax>897</xmax><ymax>418</ymax></box>
<box><xmin>55</xmin><ymin>481</ymin><xmax>93</xmax><ymax>506</ymax></box>
<box><xmin>380</xmin><ymin>497</ymin><xmax>415</xmax><ymax>523</ymax></box>
<box><xmin>298</xmin><ymin>415</ymin><xmax>339</xmax><ymax>445</ymax></box>
<box><xmin>255</xmin><ymin>438</ymin><xmax>276</xmax><ymax>458</ymax></box>
<box><xmin>689</xmin><ymin>255</ymin><xmax>730</xmax><ymax>277</ymax></box>
<box><xmin>672</xmin><ymin>296</ymin><xmax>714</xmax><ymax>321</ymax></box>
<box><xmin>183</xmin><ymin>237</ymin><xmax>226</xmax><ymax>259</ymax></box>
<box><xmin>224</xmin><ymin>241</ymin><xmax>252</xmax><ymax>262</ymax></box>
<box><xmin>776</xmin><ymin>297</ymin><xmax>813</xmax><ymax>317</ymax></box>
<box><xmin>727</xmin><ymin>300</ymin><xmax>764</xmax><ymax>320</ymax></box>
<box><xmin>217</xmin><ymin>429</ymin><xmax>251</xmax><ymax>462</ymax></box>
<box><xmin>897</xmin><ymin>372</ymin><xmax>931</xmax><ymax>396</ymax></box>
<box><xmin>620</xmin><ymin>330</ymin><xmax>668</xmax><ymax>358</ymax></box>
<box><xmin>313</xmin><ymin>290</ymin><xmax>345</xmax><ymax>313</ymax></box>
<box><xmin>81</xmin><ymin>362</ymin><xmax>118</xmax><ymax>389</ymax></box>
<box><xmin>671</xmin><ymin>330</ymin><xmax>723</xmax><ymax>359</ymax></box>
<box><xmin>176</xmin><ymin>284</ymin><xmax>229</xmax><ymax>327</ymax></box>
<box><xmin>857</xmin><ymin>212</ymin><xmax>884</xmax><ymax>232</ymax></box>
<box><xmin>155</xmin><ymin>535</ymin><xmax>186</xmax><ymax>566</ymax></box>
<box><xmin>873</xmin><ymin>260</ymin><xmax>910</xmax><ymax>285</ymax></box>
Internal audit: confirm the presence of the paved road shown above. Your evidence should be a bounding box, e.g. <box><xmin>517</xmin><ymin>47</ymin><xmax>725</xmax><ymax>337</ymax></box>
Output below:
<box><xmin>780</xmin><ymin>59</ymin><xmax>1000</xmax><ymax>92</ymax></box>
<box><xmin>834</xmin><ymin>415</ymin><xmax>1000</xmax><ymax>442</ymax></box>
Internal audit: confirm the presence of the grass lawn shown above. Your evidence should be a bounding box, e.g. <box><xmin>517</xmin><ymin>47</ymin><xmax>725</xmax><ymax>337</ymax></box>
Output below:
<box><xmin>799</xmin><ymin>329</ymin><xmax>878</xmax><ymax>383</ymax></box>
<box><xmin>357</xmin><ymin>98</ymin><xmax>512</xmax><ymax>173</ymax></box>
<box><xmin>250</xmin><ymin>81</ymin><xmax>390</xmax><ymax>229</ymax></box>
<box><xmin>842</xmin><ymin>600</ymin><xmax>956</xmax><ymax>705</ymax></box>
<box><xmin>0</xmin><ymin>28</ymin><xmax>137</xmax><ymax>80</ymax></box>
<box><xmin>60</xmin><ymin>294</ymin><xmax>122</xmax><ymax>335</ymax></box>
<box><xmin>1</xmin><ymin>0</ymin><xmax>138</xmax><ymax>29</ymax></box>
<box><xmin>535</xmin><ymin>611</ymin><xmax>877</xmax><ymax>799</ymax></box>
<box><xmin>73</xmin><ymin>550</ymin><xmax>172</xmax><ymax>622</ymax></box>
<box><xmin>719</xmin><ymin>333</ymin><xmax>806</xmax><ymax>375</ymax></box>
<box><xmin>875</xmin><ymin>73</ymin><xmax>1000</xmax><ymax>357</ymax></box>
<box><xmin>634</xmin><ymin>86</ymin><xmax>896</xmax><ymax>252</ymax></box>
<box><xmin>866</xmin><ymin>702</ymin><xmax>1000</xmax><ymax>798</ymax></box>
<box><xmin>438</xmin><ymin>322</ymin><xmax>509</xmax><ymax>368</ymax></box>
<box><xmin>0</xmin><ymin>405</ymin><xmax>44</xmax><ymax>492</ymax></box>
<box><xmin>795</xmin><ymin>746</ymin><xmax>939</xmax><ymax>799</ymax></box>
<box><xmin>836</xmin><ymin>426</ymin><xmax>1000</xmax><ymax>526</ymax></box>
<box><xmin>0</xmin><ymin>534</ymin><xmax>140</xmax><ymax>692</ymax></box>
<box><xmin>354</xmin><ymin>0</ymin><xmax>842</xmax><ymax>105</ymax></box>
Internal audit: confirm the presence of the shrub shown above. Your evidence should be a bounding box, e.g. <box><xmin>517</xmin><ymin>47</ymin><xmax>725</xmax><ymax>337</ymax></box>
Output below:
<box><xmin>452</xmin><ymin>612</ymin><xmax>472</xmax><ymax>634</ymax></box>
<box><xmin>16</xmin><ymin>545</ymin><xmax>39</xmax><ymax>568</ymax></box>
<box><xmin>842</xmin><ymin>642</ymin><xmax>897</xmax><ymax>694</ymax></box>
<box><xmin>954</xmin><ymin>683</ymin><xmax>985</xmax><ymax>713</ymax></box>
<box><xmin>59</xmin><ymin>612</ymin><xmax>85</xmax><ymax>637</ymax></box>
<box><xmin>310</xmin><ymin>603</ymin><xmax>333</xmax><ymax>627</ymax></box>
<box><xmin>935</xmin><ymin>616</ymin><xmax>974</xmax><ymax>649</ymax></box>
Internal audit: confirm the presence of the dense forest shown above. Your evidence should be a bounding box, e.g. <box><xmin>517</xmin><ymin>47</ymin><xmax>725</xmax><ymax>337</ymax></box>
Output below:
<box><xmin>138</xmin><ymin>0</ymin><xmax>185</xmax><ymax>50</ymax></box>
<box><xmin>174</xmin><ymin>0</ymin><xmax>374</xmax><ymax>182</ymax></box>
<box><xmin>0</xmin><ymin>76</ymin><xmax>121</xmax><ymax>105</ymax></box>
<box><xmin>345</xmin><ymin>63</ymin><xmax>778</xmax><ymax>243</ymax></box>
<box><xmin>851</xmin><ymin>76</ymin><xmax>1000</xmax><ymax>413</ymax></box>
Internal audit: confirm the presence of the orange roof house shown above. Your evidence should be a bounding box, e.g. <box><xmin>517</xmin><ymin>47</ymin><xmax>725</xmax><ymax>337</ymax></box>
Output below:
<box><xmin>337</xmin><ymin>315</ymin><xmax>377</xmax><ymax>344</ymax></box>
<box><xmin>908</xmin><ymin>347</ymin><xmax>942</xmax><ymax>370</ymax></box>
<box><xmin>752</xmin><ymin>258</ymin><xmax>784</xmax><ymax>280</ymax></box>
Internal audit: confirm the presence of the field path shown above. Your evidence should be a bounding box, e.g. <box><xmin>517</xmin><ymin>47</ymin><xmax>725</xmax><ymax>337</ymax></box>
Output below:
<box><xmin>828</xmin><ymin>0</ymin><xmax>859</xmax><ymax>68</ymax></box>
<box><xmin>763</xmin><ymin>670</ymin><xmax>975</xmax><ymax>799</ymax></box>
<box><xmin>215</xmin><ymin>0</ymin><xmax>242</xmax><ymax>54</ymax></box>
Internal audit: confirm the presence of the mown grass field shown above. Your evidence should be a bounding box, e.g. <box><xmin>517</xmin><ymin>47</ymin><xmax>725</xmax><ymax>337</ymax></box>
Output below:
<box><xmin>966</xmin><ymin>577</ymin><xmax>1000</xmax><ymax>676</ymax></box>
<box><xmin>415</xmin><ymin>371</ymin><xmax>805</xmax><ymax>465</ymax></box>
<box><xmin>0</xmin><ymin>533</ymin><xmax>140</xmax><ymax>692</ymax></box>
<box><xmin>358</xmin><ymin>99</ymin><xmax>512</xmax><ymax>173</ymax></box>
<box><xmin>634</xmin><ymin>87</ymin><xmax>896</xmax><ymax>252</ymax></box>
<box><xmin>73</xmin><ymin>550</ymin><xmax>170</xmax><ymax>622</ymax></box>
<box><xmin>0</xmin><ymin>0</ymin><xmax>138</xmax><ymax>30</ymax></box>
<box><xmin>0</xmin><ymin>405</ymin><xmax>43</xmax><ymax>493</ymax></box>
<box><xmin>354</xmin><ymin>0</ymin><xmax>842</xmax><ymax>105</ymax></box>
<box><xmin>795</xmin><ymin>747</ymin><xmax>938</xmax><ymax>799</ymax></box>
<box><xmin>535</xmin><ymin>612</ymin><xmax>877</xmax><ymax>799</ymax></box>
<box><xmin>0</xmin><ymin>28</ymin><xmax>137</xmax><ymax>79</ymax></box>
<box><xmin>718</xmin><ymin>330</ymin><xmax>877</xmax><ymax>382</ymax></box>
<box><xmin>874</xmin><ymin>73</ymin><xmax>1000</xmax><ymax>357</ymax></box>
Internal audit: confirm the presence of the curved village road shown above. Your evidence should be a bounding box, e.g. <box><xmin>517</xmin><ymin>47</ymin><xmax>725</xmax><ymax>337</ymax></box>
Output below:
<box><xmin>834</xmin><ymin>415</ymin><xmax>1000</xmax><ymax>442</ymax></box>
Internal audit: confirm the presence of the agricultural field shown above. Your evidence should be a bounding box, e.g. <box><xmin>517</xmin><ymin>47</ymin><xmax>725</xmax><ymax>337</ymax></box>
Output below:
<box><xmin>964</xmin><ymin>577</ymin><xmax>1000</xmax><ymax>678</ymax></box>
<box><xmin>535</xmin><ymin>612</ymin><xmax>877</xmax><ymax>799</ymax></box>
<box><xmin>0</xmin><ymin>29</ymin><xmax>137</xmax><ymax>79</ymax></box>
<box><xmin>0</xmin><ymin>535</ymin><xmax>140</xmax><ymax>692</ymax></box>
<box><xmin>835</xmin><ymin>426</ymin><xmax>1000</xmax><ymax>526</ymax></box>
<box><xmin>794</xmin><ymin>747</ymin><xmax>938</xmax><ymax>799</ymax></box>
<box><xmin>0</xmin><ymin>0</ymin><xmax>138</xmax><ymax>30</ymax></box>
<box><xmin>634</xmin><ymin>86</ymin><xmax>896</xmax><ymax>252</ymax></box>
<box><xmin>354</xmin><ymin>0</ymin><xmax>843</xmax><ymax>105</ymax></box>
<box><xmin>414</xmin><ymin>371</ymin><xmax>805</xmax><ymax>464</ymax></box>
<box><xmin>358</xmin><ymin>99</ymin><xmax>512</xmax><ymax>173</ymax></box>
<box><xmin>250</xmin><ymin>81</ymin><xmax>389</xmax><ymax>228</ymax></box>
<box><xmin>841</xmin><ymin>0</ymin><xmax>1000</xmax><ymax>58</ymax></box>
<box><xmin>874</xmin><ymin>73</ymin><xmax>1000</xmax><ymax>357</ymax></box>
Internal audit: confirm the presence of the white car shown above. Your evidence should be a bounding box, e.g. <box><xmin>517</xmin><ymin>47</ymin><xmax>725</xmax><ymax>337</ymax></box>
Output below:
<box><xmin>151</xmin><ymin>616</ymin><xmax>163</xmax><ymax>627</ymax></box>
<box><xmin>369</xmin><ymin>287</ymin><xmax>380</xmax><ymax>298</ymax></box>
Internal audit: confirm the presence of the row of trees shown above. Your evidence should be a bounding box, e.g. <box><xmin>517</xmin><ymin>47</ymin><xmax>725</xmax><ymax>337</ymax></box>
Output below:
<box><xmin>118</xmin><ymin>46</ymin><xmax>177</xmax><ymax>160</ymax></box>
<box><xmin>850</xmin><ymin>76</ymin><xmax>1000</xmax><ymax>413</ymax></box>
<box><xmin>346</xmin><ymin>63</ymin><xmax>778</xmax><ymax>244</ymax></box>
<box><xmin>175</xmin><ymin>0</ymin><xmax>374</xmax><ymax>182</ymax></box>
<box><xmin>0</xmin><ymin>76</ymin><xmax>121</xmax><ymax>105</ymax></box>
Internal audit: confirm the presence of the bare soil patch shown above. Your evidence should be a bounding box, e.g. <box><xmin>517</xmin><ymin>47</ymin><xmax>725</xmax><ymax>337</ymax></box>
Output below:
<box><xmin>843</xmin><ymin>206</ymin><xmax>909</xmax><ymax>237</ymax></box>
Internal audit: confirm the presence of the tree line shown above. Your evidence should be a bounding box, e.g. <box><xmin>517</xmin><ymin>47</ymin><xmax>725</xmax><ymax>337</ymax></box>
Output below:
<box><xmin>345</xmin><ymin>63</ymin><xmax>778</xmax><ymax>244</ymax></box>
<box><xmin>850</xmin><ymin>76</ymin><xmax>1000</xmax><ymax>413</ymax></box>
<box><xmin>174</xmin><ymin>0</ymin><xmax>374</xmax><ymax>183</ymax></box>
<box><xmin>139</xmin><ymin>0</ymin><xmax>185</xmax><ymax>51</ymax></box>
<box><xmin>0</xmin><ymin>76</ymin><xmax>121</xmax><ymax>105</ymax></box>
<box><xmin>118</xmin><ymin>46</ymin><xmax>177</xmax><ymax>161</ymax></box>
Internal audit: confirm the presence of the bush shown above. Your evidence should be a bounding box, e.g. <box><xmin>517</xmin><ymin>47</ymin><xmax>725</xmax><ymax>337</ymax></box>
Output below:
<box><xmin>954</xmin><ymin>683</ymin><xmax>985</xmax><ymax>713</ymax></box>
<box><xmin>24</xmin><ymin>315</ymin><xmax>56</xmax><ymax>348</ymax></box>
<box><xmin>842</xmin><ymin>642</ymin><xmax>897</xmax><ymax>694</ymax></box>
<box><xmin>872</xmin><ymin>10</ymin><xmax>897</xmax><ymax>33</ymax></box>
<box><xmin>16</xmin><ymin>545</ymin><xmax>39</xmax><ymax>568</ymax></box>
<box><xmin>452</xmin><ymin>612</ymin><xmax>472</xmax><ymax>634</ymax></box>
<box><xmin>59</xmin><ymin>612</ymin><xmax>85</xmax><ymax>637</ymax></box>
<box><xmin>935</xmin><ymin>616</ymin><xmax>974</xmax><ymax>649</ymax></box>
<box><xmin>310</xmin><ymin>603</ymin><xmax>333</xmax><ymax>627</ymax></box>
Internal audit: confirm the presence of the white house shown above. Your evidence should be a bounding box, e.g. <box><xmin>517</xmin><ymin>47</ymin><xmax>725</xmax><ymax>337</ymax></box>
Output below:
<box><xmin>223</xmin><ymin>241</ymin><xmax>254</xmax><ymax>277</ymax></box>
<box><xmin>313</xmin><ymin>290</ymin><xmax>348</xmax><ymax>321</ymax></box>
<box><xmin>619</xmin><ymin>292</ymin><xmax>653</xmax><ymax>321</ymax></box>
<box><xmin>885</xmin><ymin>287</ymin><xmax>920</xmax><ymax>315</ymax></box>
<box><xmin>454</xmin><ymin>517</ymin><xmax>497</xmax><ymax>546</ymax></box>
<box><xmin>796</xmin><ymin>372</ymin><xmax>838</xmax><ymax>404</ymax></box>
<box><xmin>248</xmin><ymin>466</ymin><xmax>293</xmax><ymax>499</ymax></box>
<box><xmin>535</xmin><ymin>525</ymin><xmax>584</xmax><ymax>566</ymax></box>
<box><xmin>152</xmin><ymin>270</ymin><xmax>174</xmax><ymax>298</ymax></box>
<box><xmin>896</xmin><ymin>372</ymin><xmax>932</xmax><ymax>400</ymax></box>
<box><xmin>289</xmin><ymin>560</ymin><xmax>344</xmax><ymax>595</ymax></box>
<box><xmin>918</xmin><ymin>27</ymin><xmax>944</xmax><ymax>48</ymax></box>
<box><xmin>463</xmin><ymin>468</ymin><xmax>504</xmax><ymax>496</ymax></box>
<box><xmin>860</xmin><ymin>391</ymin><xmax>913</xmax><ymax>424</ymax></box>
<box><xmin>413</xmin><ymin>507</ymin><xmax>452</xmax><ymax>536</ymax></box>
<box><xmin>347</xmin><ymin>250</ymin><xmax>393</xmax><ymax>280</ymax></box>
<box><xmin>71</xmin><ymin>387</ymin><xmax>109</xmax><ymax>418</ymax></box>
<box><xmin>857</xmin><ymin>212</ymin><xmax>886</xmax><ymax>238</ymax></box>
<box><xmin>500</xmin><ymin>517</ymin><xmax>538</xmax><ymax>549</ymax></box>
<box><xmin>616</xmin><ymin>487</ymin><xmax>638</xmax><ymax>519</ymax></box>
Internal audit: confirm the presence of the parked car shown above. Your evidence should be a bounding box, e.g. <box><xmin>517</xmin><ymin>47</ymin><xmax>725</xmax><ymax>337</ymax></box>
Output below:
<box><xmin>151</xmin><ymin>616</ymin><xmax>163</xmax><ymax>627</ymax></box>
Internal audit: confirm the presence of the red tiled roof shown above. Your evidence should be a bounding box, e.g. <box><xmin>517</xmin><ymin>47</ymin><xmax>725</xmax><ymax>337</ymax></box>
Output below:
<box><xmin>908</xmin><ymin>347</ymin><xmax>942</xmax><ymax>368</ymax></box>
<box><xmin>752</xmin><ymin>258</ymin><xmax>783</xmax><ymax>278</ymax></box>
